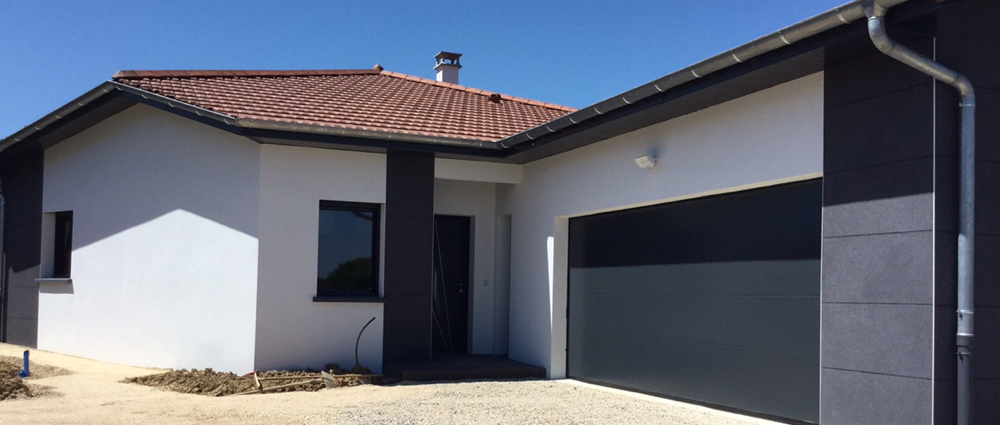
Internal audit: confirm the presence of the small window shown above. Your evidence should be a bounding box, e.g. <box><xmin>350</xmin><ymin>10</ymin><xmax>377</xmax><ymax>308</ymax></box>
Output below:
<box><xmin>52</xmin><ymin>211</ymin><xmax>73</xmax><ymax>278</ymax></box>
<box><xmin>317</xmin><ymin>201</ymin><xmax>380</xmax><ymax>297</ymax></box>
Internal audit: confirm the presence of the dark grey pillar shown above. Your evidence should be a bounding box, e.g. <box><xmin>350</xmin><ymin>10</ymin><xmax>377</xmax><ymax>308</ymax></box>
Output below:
<box><xmin>0</xmin><ymin>144</ymin><xmax>43</xmax><ymax>346</ymax></box>
<box><xmin>821</xmin><ymin>31</ymin><xmax>937</xmax><ymax>425</ymax></box>
<box><xmin>822</xmin><ymin>2</ymin><xmax>1000</xmax><ymax>422</ymax></box>
<box><xmin>382</xmin><ymin>150</ymin><xmax>434</xmax><ymax>364</ymax></box>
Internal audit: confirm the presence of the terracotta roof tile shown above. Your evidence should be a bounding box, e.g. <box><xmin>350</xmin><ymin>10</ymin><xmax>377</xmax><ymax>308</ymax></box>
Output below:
<box><xmin>112</xmin><ymin>68</ymin><xmax>574</xmax><ymax>142</ymax></box>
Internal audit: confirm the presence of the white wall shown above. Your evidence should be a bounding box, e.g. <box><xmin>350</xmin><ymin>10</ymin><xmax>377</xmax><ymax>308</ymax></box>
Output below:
<box><xmin>39</xmin><ymin>104</ymin><xmax>260</xmax><ymax>373</ymax></box>
<box><xmin>497</xmin><ymin>72</ymin><xmax>826</xmax><ymax>377</ymax></box>
<box><xmin>435</xmin><ymin>158</ymin><xmax>521</xmax><ymax>184</ymax></box>
<box><xmin>255</xmin><ymin>144</ymin><xmax>386</xmax><ymax>372</ymax></box>
<box><xmin>434</xmin><ymin>178</ymin><xmax>499</xmax><ymax>354</ymax></box>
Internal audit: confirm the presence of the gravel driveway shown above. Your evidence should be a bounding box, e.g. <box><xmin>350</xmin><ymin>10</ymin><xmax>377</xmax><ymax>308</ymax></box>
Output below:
<box><xmin>0</xmin><ymin>343</ymin><xmax>780</xmax><ymax>425</ymax></box>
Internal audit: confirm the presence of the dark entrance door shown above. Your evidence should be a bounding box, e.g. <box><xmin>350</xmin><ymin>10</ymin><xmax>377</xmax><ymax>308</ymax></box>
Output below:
<box><xmin>432</xmin><ymin>215</ymin><xmax>471</xmax><ymax>353</ymax></box>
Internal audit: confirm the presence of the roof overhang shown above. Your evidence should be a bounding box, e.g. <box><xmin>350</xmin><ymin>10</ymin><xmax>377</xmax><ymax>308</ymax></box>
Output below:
<box><xmin>2</xmin><ymin>0</ymin><xmax>947</xmax><ymax>165</ymax></box>
<box><xmin>0</xmin><ymin>80</ymin><xmax>510</xmax><ymax>162</ymax></box>
<box><xmin>495</xmin><ymin>0</ymin><xmax>944</xmax><ymax>163</ymax></box>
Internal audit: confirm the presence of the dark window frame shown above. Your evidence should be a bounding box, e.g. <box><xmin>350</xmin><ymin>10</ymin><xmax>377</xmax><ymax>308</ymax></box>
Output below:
<box><xmin>315</xmin><ymin>200</ymin><xmax>381</xmax><ymax>298</ymax></box>
<box><xmin>52</xmin><ymin>211</ymin><xmax>73</xmax><ymax>279</ymax></box>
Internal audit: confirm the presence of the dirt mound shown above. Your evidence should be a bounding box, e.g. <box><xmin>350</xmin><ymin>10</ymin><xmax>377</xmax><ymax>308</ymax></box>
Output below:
<box><xmin>0</xmin><ymin>355</ymin><xmax>71</xmax><ymax>401</ymax></box>
<box><xmin>0</xmin><ymin>355</ymin><xmax>72</xmax><ymax>379</ymax></box>
<box><xmin>123</xmin><ymin>366</ymin><xmax>373</xmax><ymax>397</ymax></box>
<box><xmin>0</xmin><ymin>360</ymin><xmax>31</xmax><ymax>400</ymax></box>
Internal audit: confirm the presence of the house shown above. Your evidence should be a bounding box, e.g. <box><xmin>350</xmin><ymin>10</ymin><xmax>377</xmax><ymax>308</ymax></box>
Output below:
<box><xmin>0</xmin><ymin>0</ymin><xmax>996</xmax><ymax>423</ymax></box>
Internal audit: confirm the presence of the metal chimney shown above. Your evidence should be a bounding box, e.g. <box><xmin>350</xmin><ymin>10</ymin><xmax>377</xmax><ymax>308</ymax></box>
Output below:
<box><xmin>434</xmin><ymin>51</ymin><xmax>462</xmax><ymax>84</ymax></box>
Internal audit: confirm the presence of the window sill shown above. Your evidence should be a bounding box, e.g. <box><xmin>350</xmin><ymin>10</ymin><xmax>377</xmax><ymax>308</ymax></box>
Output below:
<box><xmin>312</xmin><ymin>295</ymin><xmax>384</xmax><ymax>303</ymax></box>
<box><xmin>36</xmin><ymin>278</ymin><xmax>72</xmax><ymax>284</ymax></box>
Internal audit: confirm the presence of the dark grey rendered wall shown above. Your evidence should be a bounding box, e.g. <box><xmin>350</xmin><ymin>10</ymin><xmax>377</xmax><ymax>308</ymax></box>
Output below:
<box><xmin>0</xmin><ymin>144</ymin><xmax>43</xmax><ymax>346</ymax></box>
<box><xmin>821</xmin><ymin>1</ymin><xmax>998</xmax><ymax>423</ymax></box>
<box><xmin>382</xmin><ymin>150</ymin><xmax>434</xmax><ymax>364</ymax></box>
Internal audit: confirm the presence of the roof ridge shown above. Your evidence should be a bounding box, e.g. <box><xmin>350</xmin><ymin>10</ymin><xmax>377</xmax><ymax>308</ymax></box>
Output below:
<box><xmin>377</xmin><ymin>70</ymin><xmax>577</xmax><ymax>113</ymax></box>
<box><xmin>112</xmin><ymin>69</ymin><xmax>381</xmax><ymax>80</ymax></box>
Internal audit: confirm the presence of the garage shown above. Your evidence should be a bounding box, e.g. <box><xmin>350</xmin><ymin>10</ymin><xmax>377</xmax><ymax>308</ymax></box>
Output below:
<box><xmin>567</xmin><ymin>179</ymin><xmax>821</xmax><ymax>423</ymax></box>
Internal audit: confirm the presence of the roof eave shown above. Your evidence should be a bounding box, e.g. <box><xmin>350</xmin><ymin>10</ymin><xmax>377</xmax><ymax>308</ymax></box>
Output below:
<box><xmin>0</xmin><ymin>82</ymin><xmax>121</xmax><ymax>153</ymax></box>
<box><xmin>497</xmin><ymin>0</ymin><xmax>911</xmax><ymax>150</ymax></box>
<box><xmin>1</xmin><ymin>81</ymin><xmax>503</xmax><ymax>153</ymax></box>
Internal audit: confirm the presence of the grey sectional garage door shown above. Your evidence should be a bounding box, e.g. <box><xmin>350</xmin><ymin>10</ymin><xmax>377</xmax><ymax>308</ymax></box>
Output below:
<box><xmin>567</xmin><ymin>179</ymin><xmax>821</xmax><ymax>424</ymax></box>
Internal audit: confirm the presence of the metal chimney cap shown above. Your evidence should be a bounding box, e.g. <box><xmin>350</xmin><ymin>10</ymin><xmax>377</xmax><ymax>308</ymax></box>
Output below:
<box><xmin>435</xmin><ymin>51</ymin><xmax>462</xmax><ymax>68</ymax></box>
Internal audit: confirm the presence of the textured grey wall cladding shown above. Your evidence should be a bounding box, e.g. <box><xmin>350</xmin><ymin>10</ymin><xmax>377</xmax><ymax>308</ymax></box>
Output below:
<box><xmin>3</xmin><ymin>319</ymin><xmax>37</xmax><ymax>347</ymax></box>
<box><xmin>974</xmin><ymin>89</ymin><xmax>1000</xmax><ymax>162</ymax></box>
<box><xmin>820</xmin><ymin>368</ymin><xmax>931</xmax><ymax>425</ymax></box>
<box><xmin>822</xmin><ymin>35</ymin><xmax>933</xmax><ymax>109</ymax></box>
<box><xmin>1</xmin><ymin>144</ymin><xmax>43</xmax><ymax>346</ymax></box>
<box><xmin>382</xmin><ymin>150</ymin><xmax>434</xmax><ymax>364</ymax></box>
<box><xmin>821</xmin><ymin>15</ymin><xmax>940</xmax><ymax>423</ymax></box>
<box><xmin>976</xmin><ymin>161</ymin><xmax>1000</xmax><ymax>236</ymax></box>
<box><xmin>935</xmin><ymin>232</ymin><xmax>958</xmax><ymax>304</ymax></box>
<box><xmin>822</xmin><ymin>191</ymin><xmax>932</xmax><ymax>237</ymax></box>
<box><xmin>976</xmin><ymin>234</ymin><xmax>1000</xmax><ymax>307</ymax></box>
<box><xmin>935</xmin><ymin>1</ymin><xmax>1000</xmax><ymax>422</ymax></box>
<box><xmin>935</xmin><ymin>378</ymin><xmax>958</xmax><ymax>425</ymax></box>
<box><xmin>821</xmin><ymin>303</ymin><xmax>932</xmax><ymax>378</ymax></box>
<box><xmin>935</xmin><ymin>305</ymin><xmax>958</xmax><ymax>381</ymax></box>
<box><xmin>823</xmin><ymin>85</ymin><xmax>934</xmax><ymax>173</ymax></box>
<box><xmin>5</xmin><ymin>284</ymin><xmax>39</xmax><ymax>320</ymax></box>
<box><xmin>822</xmin><ymin>231</ymin><xmax>933</xmax><ymax>304</ymax></box>
<box><xmin>976</xmin><ymin>308</ymin><xmax>1000</xmax><ymax>379</ymax></box>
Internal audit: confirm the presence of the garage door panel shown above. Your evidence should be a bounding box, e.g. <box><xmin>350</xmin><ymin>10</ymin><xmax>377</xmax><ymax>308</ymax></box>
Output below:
<box><xmin>568</xmin><ymin>332</ymin><xmax>820</xmax><ymax>421</ymax></box>
<box><xmin>569</xmin><ymin>183</ymin><xmax>822</xmax><ymax>264</ymax></box>
<box><xmin>567</xmin><ymin>179</ymin><xmax>821</xmax><ymax>423</ymax></box>
<box><xmin>570</xmin><ymin>237</ymin><xmax>820</xmax><ymax>268</ymax></box>
<box><xmin>569</xmin><ymin>260</ymin><xmax>820</xmax><ymax>297</ymax></box>
<box><xmin>569</xmin><ymin>291</ymin><xmax>819</xmax><ymax>353</ymax></box>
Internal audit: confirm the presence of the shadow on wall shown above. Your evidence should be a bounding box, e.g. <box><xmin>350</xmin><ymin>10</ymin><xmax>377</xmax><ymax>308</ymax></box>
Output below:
<box><xmin>42</xmin><ymin>104</ymin><xmax>260</xmax><ymax>252</ymax></box>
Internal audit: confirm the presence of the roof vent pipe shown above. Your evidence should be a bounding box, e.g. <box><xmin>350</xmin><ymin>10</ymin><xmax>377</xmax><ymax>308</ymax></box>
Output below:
<box><xmin>434</xmin><ymin>51</ymin><xmax>462</xmax><ymax>84</ymax></box>
<box><xmin>862</xmin><ymin>2</ymin><xmax>977</xmax><ymax>424</ymax></box>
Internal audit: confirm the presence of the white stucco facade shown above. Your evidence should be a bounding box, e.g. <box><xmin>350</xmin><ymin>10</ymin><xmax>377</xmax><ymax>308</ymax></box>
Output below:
<box><xmin>496</xmin><ymin>72</ymin><xmax>826</xmax><ymax>377</ymax></box>
<box><xmin>31</xmin><ymin>72</ymin><xmax>822</xmax><ymax>378</ymax></box>
<box><xmin>38</xmin><ymin>104</ymin><xmax>261</xmax><ymax>373</ymax></box>
<box><xmin>254</xmin><ymin>144</ymin><xmax>386</xmax><ymax>372</ymax></box>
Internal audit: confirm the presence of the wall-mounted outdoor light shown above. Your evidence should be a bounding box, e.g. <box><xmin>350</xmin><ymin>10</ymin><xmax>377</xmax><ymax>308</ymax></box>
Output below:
<box><xmin>634</xmin><ymin>155</ymin><xmax>657</xmax><ymax>170</ymax></box>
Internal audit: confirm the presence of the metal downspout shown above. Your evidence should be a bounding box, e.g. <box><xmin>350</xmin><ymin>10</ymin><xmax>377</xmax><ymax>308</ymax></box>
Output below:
<box><xmin>862</xmin><ymin>2</ymin><xmax>976</xmax><ymax>424</ymax></box>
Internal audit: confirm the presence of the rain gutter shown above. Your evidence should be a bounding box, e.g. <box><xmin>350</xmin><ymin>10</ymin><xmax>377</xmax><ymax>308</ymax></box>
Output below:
<box><xmin>499</xmin><ymin>0</ymin><xmax>912</xmax><ymax>149</ymax></box>
<box><xmin>0</xmin><ymin>82</ymin><xmax>120</xmax><ymax>153</ymax></box>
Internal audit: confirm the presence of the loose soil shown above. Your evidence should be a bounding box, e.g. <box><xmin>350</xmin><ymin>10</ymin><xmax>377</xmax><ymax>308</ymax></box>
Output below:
<box><xmin>0</xmin><ymin>355</ymin><xmax>70</xmax><ymax>400</ymax></box>
<box><xmin>122</xmin><ymin>365</ymin><xmax>373</xmax><ymax>397</ymax></box>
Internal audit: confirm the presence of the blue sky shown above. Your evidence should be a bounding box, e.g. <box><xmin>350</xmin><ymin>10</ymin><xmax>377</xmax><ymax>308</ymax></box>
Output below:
<box><xmin>0</xmin><ymin>0</ymin><xmax>848</xmax><ymax>139</ymax></box>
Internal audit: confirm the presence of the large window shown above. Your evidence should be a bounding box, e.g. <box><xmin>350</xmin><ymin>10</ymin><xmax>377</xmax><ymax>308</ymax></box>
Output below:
<box><xmin>52</xmin><ymin>211</ymin><xmax>73</xmax><ymax>278</ymax></box>
<box><xmin>316</xmin><ymin>201</ymin><xmax>380</xmax><ymax>297</ymax></box>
